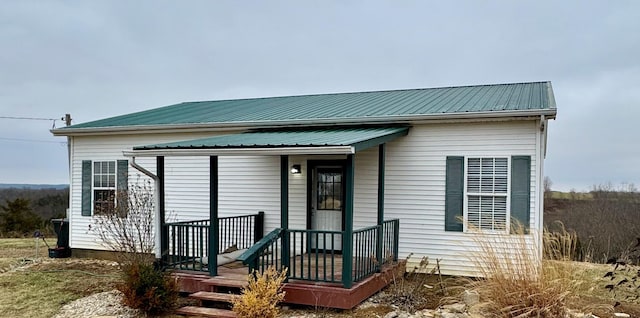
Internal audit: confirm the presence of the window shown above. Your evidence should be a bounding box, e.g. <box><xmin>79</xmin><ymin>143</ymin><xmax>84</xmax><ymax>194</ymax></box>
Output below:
<box><xmin>445</xmin><ymin>156</ymin><xmax>531</xmax><ymax>233</ymax></box>
<box><xmin>465</xmin><ymin>157</ymin><xmax>509</xmax><ymax>231</ymax></box>
<box><xmin>81</xmin><ymin>159</ymin><xmax>128</xmax><ymax>216</ymax></box>
<box><xmin>316</xmin><ymin>169</ymin><xmax>342</xmax><ymax>210</ymax></box>
<box><xmin>93</xmin><ymin>161</ymin><xmax>116</xmax><ymax>214</ymax></box>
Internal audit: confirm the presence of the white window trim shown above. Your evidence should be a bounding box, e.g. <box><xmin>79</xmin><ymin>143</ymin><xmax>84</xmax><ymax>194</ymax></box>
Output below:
<box><xmin>91</xmin><ymin>160</ymin><xmax>118</xmax><ymax>214</ymax></box>
<box><xmin>462</xmin><ymin>156</ymin><xmax>511</xmax><ymax>234</ymax></box>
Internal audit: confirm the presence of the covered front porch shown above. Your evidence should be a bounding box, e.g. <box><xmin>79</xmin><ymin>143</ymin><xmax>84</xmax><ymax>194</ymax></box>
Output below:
<box><xmin>125</xmin><ymin>127</ymin><xmax>409</xmax><ymax>308</ymax></box>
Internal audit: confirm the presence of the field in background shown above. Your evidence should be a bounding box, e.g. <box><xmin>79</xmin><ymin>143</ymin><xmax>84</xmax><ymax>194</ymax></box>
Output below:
<box><xmin>0</xmin><ymin>238</ymin><xmax>120</xmax><ymax>318</ymax></box>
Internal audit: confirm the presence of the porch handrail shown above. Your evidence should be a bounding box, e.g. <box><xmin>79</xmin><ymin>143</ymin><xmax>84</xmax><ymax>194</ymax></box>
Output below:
<box><xmin>165</xmin><ymin>219</ymin><xmax>210</xmax><ymax>225</ymax></box>
<box><xmin>237</xmin><ymin>228</ymin><xmax>283</xmax><ymax>273</ymax></box>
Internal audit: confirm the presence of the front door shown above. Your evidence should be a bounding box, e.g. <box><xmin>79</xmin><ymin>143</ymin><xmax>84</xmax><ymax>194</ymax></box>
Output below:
<box><xmin>309</xmin><ymin>164</ymin><xmax>344</xmax><ymax>251</ymax></box>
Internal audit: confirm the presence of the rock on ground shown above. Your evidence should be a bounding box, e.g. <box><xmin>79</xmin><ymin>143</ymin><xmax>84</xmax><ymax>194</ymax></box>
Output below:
<box><xmin>53</xmin><ymin>290</ymin><xmax>140</xmax><ymax>318</ymax></box>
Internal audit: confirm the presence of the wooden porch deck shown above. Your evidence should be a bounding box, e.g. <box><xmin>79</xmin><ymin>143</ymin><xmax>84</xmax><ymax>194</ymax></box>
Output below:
<box><xmin>173</xmin><ymin>257</ymin><xmax>406</xmax><ymax>310</ymax></box>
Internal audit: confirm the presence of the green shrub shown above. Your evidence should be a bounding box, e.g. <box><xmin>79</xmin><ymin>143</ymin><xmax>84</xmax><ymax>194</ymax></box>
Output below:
<box><xmin>118</xmin><ymin>262</ymin><xmax>178</xmax><ymax>315</ymax></box>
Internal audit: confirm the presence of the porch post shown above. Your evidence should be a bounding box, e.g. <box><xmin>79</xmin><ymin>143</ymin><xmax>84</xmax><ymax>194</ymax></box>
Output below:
<box><xmin>376</xmin><ymin>144</ymin><xmax>385</xmax><ymax>269</ymax></box>
<box><xmin>209</xmin><ymin>156</ymin><xmax>219</xmax><ymax>276</ymax></box>
<box><xmin>280</xmin><ymin>155</ymin><xmax>290</xmax><ymax>273</ymax></box>
<box><xmin>342</xmin><ymin>154</ymin><xmax>355</xmax><ymax>288</ymax></box>
<box><xmin>157</xmin><ymin>156</ymin><xmax>168</xmax><ymax>265</ymax></box>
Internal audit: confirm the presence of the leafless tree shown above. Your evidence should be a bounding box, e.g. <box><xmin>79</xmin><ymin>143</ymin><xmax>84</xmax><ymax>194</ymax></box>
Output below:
<box><xmin>91</xmin><ymin>179</ymin><xmax>155</xmax><ymax>265</ymax></box>
<box><xmin>543</xmin><ymin>176</ymin><xmax>553</xmax><ymax>195</ymax></box>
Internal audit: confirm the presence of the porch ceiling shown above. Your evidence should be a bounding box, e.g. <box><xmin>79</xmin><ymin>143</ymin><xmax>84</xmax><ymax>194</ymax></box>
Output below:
<box><xmin>125</xmin><ymin>126</ymin><xmax>409</xmax><ymax>156</ymax></box>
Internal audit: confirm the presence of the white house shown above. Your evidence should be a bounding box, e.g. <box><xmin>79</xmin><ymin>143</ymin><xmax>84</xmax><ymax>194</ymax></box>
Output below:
<box><xmin>52</xmin><ymin>81</ymin><xmax>556</xmax><ymax>307</ymax></box>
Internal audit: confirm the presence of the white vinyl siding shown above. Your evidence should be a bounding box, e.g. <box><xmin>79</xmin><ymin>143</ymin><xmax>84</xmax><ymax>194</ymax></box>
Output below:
<box><xmin>69</xmin><ymin>131</ymin><xmax>284</xmax><ymax>250</ymax></box>
<box><xmin>383</xmin><ymin>120</ymin><xmax>540</xmax><ymax>276</ymax></box>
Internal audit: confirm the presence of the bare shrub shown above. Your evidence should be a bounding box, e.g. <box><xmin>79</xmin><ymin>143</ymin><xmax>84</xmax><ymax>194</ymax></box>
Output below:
<box><xmin>92</xmin><ymin>179</ymin><xmax>156</xmax><ymax>265</ymax></box>
<box><xmin>92</xmin><ymin>179</ymin><xmax>178</xmax><ymax>314</ymax></box>
<box><xmin>232</xmin><ymin>266</ymin><xmax>287</xmax><ymax>318</ymax></box>
<box><xmin>374</xmin><ymin>254</ymin><xmax>454</xmax><ymax>312</ymax></box>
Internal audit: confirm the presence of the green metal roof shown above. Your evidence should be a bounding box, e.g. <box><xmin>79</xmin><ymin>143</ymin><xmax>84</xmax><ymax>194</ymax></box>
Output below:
<box><xmin>133</xmin><ymin>127</ymin><xmax>409</xmax><ymax>153</ymax></box>
<box><xmin>56</xmin><ymin>81</ymin><xmax>556</xmax><ymax>133</ymax></box>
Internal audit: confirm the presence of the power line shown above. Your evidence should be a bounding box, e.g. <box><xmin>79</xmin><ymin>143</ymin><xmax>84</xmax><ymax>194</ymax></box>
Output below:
<box><xmin>0</xmin><ymin>137</ymin><xmax>67</xmax><ymax>144</ymax></box>
<box><xmin>0</xmin><ymin>116</ymin><xmax>58</xmax><ymax>121</ymax></box>
<box><xmin>0</xmin><ymin>115</ymin><xmax>59</xmax><ymax>128</ymax></box>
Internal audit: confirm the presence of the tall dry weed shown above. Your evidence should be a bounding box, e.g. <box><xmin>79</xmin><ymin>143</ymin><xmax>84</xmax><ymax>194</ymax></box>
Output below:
<box><xmin>465</xmin><ymin>222</ymin><xmax>583</xmax><ymax>317</ymax></box>
<box><xmin>544</xmin><ymin>221</ymin><xmax>582</xmax><ymax>262</ymax></box>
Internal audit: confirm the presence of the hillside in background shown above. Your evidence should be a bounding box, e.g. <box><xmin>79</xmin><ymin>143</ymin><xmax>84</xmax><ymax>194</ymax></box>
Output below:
<box><xmin>0</xmin><ymin>187</ymin><xmax>69</xmax><ymax>236</ymax></box>
<box><xmin>544</xmin><ymin>186</ymin><xmax>640</xmax><ymax>264</ymax></box>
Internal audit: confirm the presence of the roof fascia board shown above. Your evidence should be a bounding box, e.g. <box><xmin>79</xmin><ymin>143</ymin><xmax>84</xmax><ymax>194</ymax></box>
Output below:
<box><xmin>409</xmin><ymin>114</ymin><xmax>550</xmax><ymax>126</ymax></box>
<box><xmin>123</xmin><ymin>146</ymin><xmax>355</xmax><ymax>157</ymax></box>
<box><xmin>546</xmin><ymin>82</ymin><xmax>558</xmax><ymax>110</ymax></box>
<box><xmin>53</xmin><ymin>109</ymin><xmax>557</xmax><ymax>137</ymax></box>
<box><xmin>351</xmin><ymin>127</ymin><xmax>409</xmax><ymax>152</ymax></box>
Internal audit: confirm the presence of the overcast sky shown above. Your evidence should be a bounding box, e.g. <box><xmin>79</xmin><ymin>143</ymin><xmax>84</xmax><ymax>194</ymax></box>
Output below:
<box><xmin>1</xmin><ymin>1</ymin><xmax>638</xmax><ymax>191</ymax></box>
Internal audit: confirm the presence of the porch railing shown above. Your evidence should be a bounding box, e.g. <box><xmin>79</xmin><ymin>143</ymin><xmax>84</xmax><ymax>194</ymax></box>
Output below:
<box><xmin>288</xmin><ymin>229</ymin><xmax>343</xmax><ymax>283</ymax></box>
<box><xmin>353</xmin><ymin>219</ymin><xmax>400</xmax><ymax>282</ymax></box>
<box><xmin>381</xmin><ymin>219</ymin><xmax>400</xmax><ymax>265</ymax></box>
<box><xmin>236</xmin><ymin>218</ymin><xmax>400</xmax><ymax>286</ymax></box>
<box><xmin>163</xmin><ymin>212</ymin><xmax>264</xmax><ymax>271</ymax></box>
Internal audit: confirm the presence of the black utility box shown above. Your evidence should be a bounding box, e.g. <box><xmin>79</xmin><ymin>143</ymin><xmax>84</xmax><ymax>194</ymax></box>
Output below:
<box><xmin>49</xmin><ymin>218</ymin><xmax>71</xmax><ymax>258</ymax></box>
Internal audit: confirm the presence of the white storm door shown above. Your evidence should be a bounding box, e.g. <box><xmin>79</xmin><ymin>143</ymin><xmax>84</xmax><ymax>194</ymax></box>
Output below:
<box><xmin>310</xmin><ymin>167</ymin><xmax>343</xmax><ymax>251</ymax></box>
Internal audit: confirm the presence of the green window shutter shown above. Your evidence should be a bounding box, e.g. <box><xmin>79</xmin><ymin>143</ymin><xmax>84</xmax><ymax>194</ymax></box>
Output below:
<box><xmin>445</xmin><ymin>156</ymin><xmax>464</xmax><ymax>232</ymax></box>
<box><xmin>510</xmin><ymin>156</ymin><xmax>531</xmax><ymax>233</ymax></box>
<box><xmin>81</xmin><ymin>160</ymin><xmax>92</xmax><ymax>216</ymax></box>
<box><xmin>117</xmin><ymin>160</ymin><xmax>129</xmax><ymax>194</ymax></box>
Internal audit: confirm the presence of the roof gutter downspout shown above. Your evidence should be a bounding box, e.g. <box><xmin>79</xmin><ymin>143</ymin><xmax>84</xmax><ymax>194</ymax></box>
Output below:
<box><xmin>539</xmin><ymin>114</ymin><xmax>548</xmax><ymax>158</ymax></box>
<box><xmin>129</xmin><ymin>157</ymin><xmax>162</xmax><ymax>259</ymax></box>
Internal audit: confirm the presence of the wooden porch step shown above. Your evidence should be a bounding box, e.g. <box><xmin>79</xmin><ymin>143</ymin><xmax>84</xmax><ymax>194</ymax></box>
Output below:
<box><xmin>190</xmin><ymin>291</ymin><xmax>236</xmax><ymax>303</ymax></box>
<box><xmin>202</xmin><ymin>277</ymin><xmax>249</xmax><ymax>289</ymax></box>
<box><xmin>176</xmin><ymin>306</ymin><xmax>237</xmax><ymax>318</ymax></box>
<box><xmin>212</xmin><ymin>272</ymin><xmax>249</xmax><ymax>281</ymax></box>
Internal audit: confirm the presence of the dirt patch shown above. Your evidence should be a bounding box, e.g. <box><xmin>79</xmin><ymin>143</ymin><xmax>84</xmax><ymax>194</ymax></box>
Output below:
<box><xmin>29</xmin><ymin>258</ymin><xmax>121</xmax><ymax>274</ymax></box>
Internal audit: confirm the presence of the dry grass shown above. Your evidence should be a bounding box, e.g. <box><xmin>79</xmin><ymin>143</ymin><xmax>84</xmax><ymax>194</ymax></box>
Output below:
<box><xmin>0</xmin><ymin>238</ymin><xmax>49</xmax><ymax>271</ymax></box>
<box><xmin>544</xmin><ymin>221</ymin><xmax>582</xmax><ymax>261</ymax></box>
<box><xmin>0</xmin><ymin>238</ymin><xmax>121</xmax><ymax>318</ymax></box>
<box><xmin>463</xmin><ymin>224</ymin><xmax>582</xmax><ymax>317</ymax></box>
<box><xmin>462</xmin><ymin>223</ymin><xmax>640</xmax><ymax>317</ymax></box>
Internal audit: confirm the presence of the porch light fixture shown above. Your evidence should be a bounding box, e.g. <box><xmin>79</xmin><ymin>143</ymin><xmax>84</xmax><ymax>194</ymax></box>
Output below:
<box><xmin>290</xmin><ymin>164</ymin><xmax>301</xmax><ymax>174</ymax></box>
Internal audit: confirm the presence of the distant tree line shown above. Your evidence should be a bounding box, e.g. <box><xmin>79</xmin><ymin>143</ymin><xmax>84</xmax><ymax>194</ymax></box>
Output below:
<box><xmin>545</xmin><ymin>181</ymin><xmax>640</xmax><ymax>265</ymax></box>
<box><xmin>0</xmin><ymin>187</ymin><xmax>68</xmax><ymax>237</ymax></box>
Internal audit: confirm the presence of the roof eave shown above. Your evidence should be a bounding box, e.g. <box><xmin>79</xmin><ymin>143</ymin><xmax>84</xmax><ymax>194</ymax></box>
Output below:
<box><xmin>123</xmin><ymin>146</ymin><xmax>356</xmax><ymax>157</ymax></box>
<box><xmin>52</xmin><ymin>108</ymin><xmax>557</xmax><ymax>136</ymax></box>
